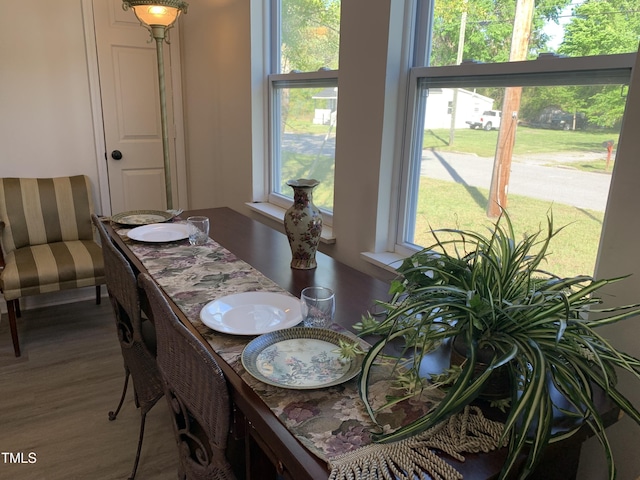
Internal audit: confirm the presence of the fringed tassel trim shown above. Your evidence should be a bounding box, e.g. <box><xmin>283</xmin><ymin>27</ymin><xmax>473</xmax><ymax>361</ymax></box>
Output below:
<box><xmin>328</xmin><ymin>406</ymin><xmax>506</xmax><ymax>480</ymax></box>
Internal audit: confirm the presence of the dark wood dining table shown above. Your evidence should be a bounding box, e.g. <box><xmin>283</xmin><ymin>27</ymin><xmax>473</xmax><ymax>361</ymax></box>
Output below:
<box><xmin>107</xmin><ymin>207</ymin><xmax>619</xmax><ymax>480</ymax></box>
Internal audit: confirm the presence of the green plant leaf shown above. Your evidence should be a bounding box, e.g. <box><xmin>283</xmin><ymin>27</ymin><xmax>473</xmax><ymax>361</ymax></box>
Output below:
<box><xmin>357</xmin><ymin>210</ymin><xmax>640</xmax><ymax>478</ymax></box>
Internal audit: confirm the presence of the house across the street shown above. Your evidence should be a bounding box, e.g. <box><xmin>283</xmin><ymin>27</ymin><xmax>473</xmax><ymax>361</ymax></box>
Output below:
<box><xmin>423</xmin><ymin>88</ymin><xmax>495</xmax><ymax>129</ymax></box>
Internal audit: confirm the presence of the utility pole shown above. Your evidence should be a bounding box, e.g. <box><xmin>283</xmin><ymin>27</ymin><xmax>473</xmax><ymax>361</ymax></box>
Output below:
<box><xmin>448</xmin><ymin>0</ymin><xmax>468</xmax><ymax>146</ymax></box>
<box><xmin>486</xmin><ymin>0</ymin><xmax>534</xmax><ymax>217</ymax></box>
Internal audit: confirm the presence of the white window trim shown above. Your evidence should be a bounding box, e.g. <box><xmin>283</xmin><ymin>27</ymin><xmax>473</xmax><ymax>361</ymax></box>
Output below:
<box><xmin>360</xmin><ymin>251</ymin><xmax>406</xmax><ymax>274</ymax></box>
<box><xmin>268</xmin><ymin>70</ymin><xmax>338</xmax><ymax>229</ymax></box>
<box><xmin>250</xmin><ymin>1</ymin><xmax>337</xmax><ymax>235</ymax></box>
<box><xmin>360</xmin><ymin>0</ymin><xmax>424</xmax><ymax>270</ymax></box>
<box><xmin>396</xmin><ymin>52</ymin><xmax>636</xmax><ymax>251</ymax></box>
<box><xmin>268</xmin><ymin>69</ymin><xmax>338</xmax><ymax>84</ymax></box>
<box><xmin>361</xmin><ymin>52</ymin><xmax>637</xmax><ymax>272</ymax></box>
<box><xmin>246</xmin><ymin>201</ymin><xmax>335</xmax><ymax>243</ymax></box>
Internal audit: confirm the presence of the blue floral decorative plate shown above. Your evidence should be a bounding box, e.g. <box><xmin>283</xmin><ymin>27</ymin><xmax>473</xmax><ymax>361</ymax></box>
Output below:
<box><xmin>111</xmin><ymin>209</ymin><xmax>175</xmax><ymax>226</ymax></box>
<box><xmin>242</xmin><ymin>327</ymin><xmax>363</xmax><ymax>389</ymax></box>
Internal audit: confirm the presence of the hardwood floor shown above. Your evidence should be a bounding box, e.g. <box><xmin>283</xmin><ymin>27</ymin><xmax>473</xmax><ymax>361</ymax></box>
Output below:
<box><xmin>0</xmin><ymin>299</ymin><xmax>178</xmax><ymax>480</ymax></box>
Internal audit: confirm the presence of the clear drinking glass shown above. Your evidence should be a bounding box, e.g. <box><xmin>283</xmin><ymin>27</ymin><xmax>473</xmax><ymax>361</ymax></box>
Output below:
<box><xmin>300</xmin><ymin>286</ymin><xmax>335</xmax><ymax>328</ymax></box>
<box><xmin>187</xmin><ymin>216</ymin><xmax>209</xmax><ymax>245</ymax></box>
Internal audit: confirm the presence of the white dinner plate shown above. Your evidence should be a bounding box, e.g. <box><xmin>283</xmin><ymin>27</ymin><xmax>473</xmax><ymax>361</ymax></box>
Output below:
<box><xmin>127</xmin><ymin>223</ymin><xmax>190</xmax><ymax>243</ymax></box>
<box><xmin>200</xmin><ymin>292</ymin><xmax>302</xmax><ymax>335</ymax></box>
<box><xmin>242</xmin><ymin>327</ymin><xmax>363</xmax><ymax>389</ymax></box>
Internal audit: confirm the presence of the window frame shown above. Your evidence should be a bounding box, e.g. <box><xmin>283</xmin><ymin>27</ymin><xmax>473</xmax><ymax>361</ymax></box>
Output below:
<box><xmin>396</xmin><ymin>52</ymin><xmax>636</xmax><ymax>253</ymax></box>
<box><xmin>267</xmin><ymin>70</ymin><xmax>338</xmax><ymax>226</ymax></box>
<box><xmin>257</xmin><ymin>0</ymin><xmax>338</xmax><ymax>230</ymax></box>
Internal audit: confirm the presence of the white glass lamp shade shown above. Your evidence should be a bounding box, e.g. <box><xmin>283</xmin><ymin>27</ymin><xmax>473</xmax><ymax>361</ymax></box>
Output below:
<box><xmin>123</xmin><ymin>1</ymin><xmax>188</xmax><ymax>28</ymax></box>
<box><xmin>133</xmin><ymin>5</ymin><xmax>178</xmax><ymax>26</ymax></box>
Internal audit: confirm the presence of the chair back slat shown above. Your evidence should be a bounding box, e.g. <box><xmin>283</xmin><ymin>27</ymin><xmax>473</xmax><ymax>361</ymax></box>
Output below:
<box><xmin>0</xmin><ymin>176</ymin><xmax>95</xmax><ymax>254</ymax></box>
<box><xmin>92</xmin><ymin>215</ymin><xmax>162</xmax><ymax>398</ymax></box>
<box><xmin>92</xmin><ymin>215</ymin><xmax>141</xmax><ymax>339</ymax></box>
<box><xmin>138</xmin><ymin>273</ymin><xmax>236</xmax><ymax>480</ymax></box>
<box><xmin>92</xmin><ymin>215</ymin><xmax>163</xmax><ymax>478</ymax></box>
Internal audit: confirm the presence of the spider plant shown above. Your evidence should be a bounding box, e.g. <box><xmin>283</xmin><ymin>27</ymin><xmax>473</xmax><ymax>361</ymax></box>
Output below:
<box><xmin>356</xmin><ymin>212</ymin><xmax>640</xmax><ymax>479</ymax></box>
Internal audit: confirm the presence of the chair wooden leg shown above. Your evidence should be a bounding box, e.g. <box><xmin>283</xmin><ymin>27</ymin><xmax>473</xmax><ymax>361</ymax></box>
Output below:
<box><xmin>7</xmin><ymin>299</ymin><xmax>21</xmax><ymax>357</ymax></box>
<box><xmin>15</xmin><ymin>299</ymin><xmax>21</xmax><ymax>318</ymax></box>
<box><xmin>96</xmin><ymin>285</ymin><xmax>102</xmax><ymax>305</ymax></box>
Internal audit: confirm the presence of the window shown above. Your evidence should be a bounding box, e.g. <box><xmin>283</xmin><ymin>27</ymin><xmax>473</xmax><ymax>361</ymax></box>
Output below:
<box><xmin>398</xmin><ymin>0</ymin><xmax>639</xmax><ymax>277</ymax></box>
<box><xmin>267</xmin><ymin>0</ymin><xmax>341</xmax><ymax>219</ymax></box>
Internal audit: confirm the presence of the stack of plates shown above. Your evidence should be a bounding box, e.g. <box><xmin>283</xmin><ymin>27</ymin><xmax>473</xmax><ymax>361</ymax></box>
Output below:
<box><xmin>111</xmin><ymin>209</ymin><xmax>189</xmax><ymax>243</ymax></box>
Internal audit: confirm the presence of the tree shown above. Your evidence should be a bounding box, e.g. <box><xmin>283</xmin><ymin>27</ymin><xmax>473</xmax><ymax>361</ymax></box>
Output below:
<box><xmin>430</xmin><ymin>0</ymin><xmax>572</xmax><ymax>66</ymax></box>
<box><xmin>278</xmin><ymin>0</ymin><xmax>340</xmax><ymax>133</ymax></box>
<box><xmin>520</xmin><ymin>0</ymin><xmax>640</xmax><ymax>129</ymax></box>
<box><xmin>280</xmin><ymin>0</ymin><xmax>340</xmax><ymax>73</ymax></box>
<box><xmin>559</xmin><ymin>0</ymin><xmax>640</xmax><ymax>57</ymax></box>
<box><xmin>557</xmin><ymin>0</ymin><xmax>640</xmax><ymax>128</ymax></box>
<box><xmin>431</xmin><ymin>0</ymin><xmax>638</xmax><ymax>129</ymax></box>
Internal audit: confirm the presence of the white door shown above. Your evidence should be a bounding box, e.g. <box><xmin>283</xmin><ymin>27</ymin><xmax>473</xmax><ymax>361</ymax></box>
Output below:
<box><xmin>92</xmin><ymin>0</ymin><xmax>178</xmax><ymax>213</ymax></box>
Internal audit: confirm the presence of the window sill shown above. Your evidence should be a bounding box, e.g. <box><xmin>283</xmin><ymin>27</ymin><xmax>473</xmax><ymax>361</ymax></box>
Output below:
<box><xmin>360</xmin><ymin>251</ymin><xmax>405</xmax><ymax>274</ymax></box>
<box><xmin>246</xmin><ymin>202</ymin><xmax>336</xmax><ymax>244</ymax></box>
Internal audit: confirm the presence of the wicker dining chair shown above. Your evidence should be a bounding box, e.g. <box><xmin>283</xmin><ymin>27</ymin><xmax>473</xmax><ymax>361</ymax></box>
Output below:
<box><xmin>138</xmin><ymin>273</ymin><xmax>237</xmax><ymax>480</ymax></box>
<box><xmin>91</xmin><ymin>215</ymin><xmax>164</xmax><ymax>480</ymax></box>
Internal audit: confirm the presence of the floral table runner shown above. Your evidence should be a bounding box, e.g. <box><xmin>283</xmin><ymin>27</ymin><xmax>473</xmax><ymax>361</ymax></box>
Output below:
<box><xmin>114</xmin><ymin>221</ymin><xmax>505</xmax><ymax>480</ymax></box>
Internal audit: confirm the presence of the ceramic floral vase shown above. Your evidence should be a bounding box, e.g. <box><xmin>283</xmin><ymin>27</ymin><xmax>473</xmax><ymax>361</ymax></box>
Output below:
<box><xmin>283</xmin><ymin>179</ymin><xmax>323</xmax><ymax>269</ymax></box>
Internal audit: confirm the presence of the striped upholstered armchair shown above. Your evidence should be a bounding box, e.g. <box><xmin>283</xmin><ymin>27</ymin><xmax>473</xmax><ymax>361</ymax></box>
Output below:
<box><xmin>0</xmin><ymin>176</ymin><xmax>105</xmax><ymax>356</ymax></box>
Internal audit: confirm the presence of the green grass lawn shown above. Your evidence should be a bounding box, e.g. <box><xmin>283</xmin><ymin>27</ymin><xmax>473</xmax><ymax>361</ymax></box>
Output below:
<box><xmin>413</xmin><ymin>177</ymin><xmax>604</xmax><ymax>279</ymax></box>
<box><xmin>278</xmin><ymin>126</ymin><xmax>612</xmax><ymax>278</ymax></box>
<box><xmin>416</xmin><ymin>127</ymin><xmax>613</xmax><ymax>279</ymax></box>
<box><xmin>571</xmin><ymin>159</ymin><xmax>615</xmax><ymax>173</ymax></box>
<box><xmin>280</xmin><ymin>151</ymin><xmax>335</xmax><ymax>210</ymax></box>
<box><xmin>424</xmin><ymin>126</ymin><xmax>619</xmax><ymax>159</ymax></box>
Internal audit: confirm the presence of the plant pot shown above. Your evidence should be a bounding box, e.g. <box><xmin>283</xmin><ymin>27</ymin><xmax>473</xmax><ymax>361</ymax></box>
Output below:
<box><xmin>450</xmin><ymin>336</ymin><xmax>511</xmax><ymax>401</ymax></box>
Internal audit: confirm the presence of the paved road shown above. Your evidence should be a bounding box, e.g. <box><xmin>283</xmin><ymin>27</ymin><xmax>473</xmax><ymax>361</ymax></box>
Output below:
<box><xmin>421</xmin><ymin>150</ymin><xmax>611</xmax><ymax>212</ymax></box>
<box><xmin>282</xmin><ymin>132</ymin><xmax>612</xmax><ymax>212</ymax></box>
<box><xmin>284</xmin><ymin>132</ymin><xmax>336</xmax><ymax>154</ymax></box>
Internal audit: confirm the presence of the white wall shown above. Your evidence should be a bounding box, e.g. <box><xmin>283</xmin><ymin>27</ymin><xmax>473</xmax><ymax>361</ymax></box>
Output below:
<box><xmin>578</xmin><ymin>48</ymin><xmax>640</xmax><ymax>480</ymax></box>
<box><xmin>179</xmin><ymin>0</ymin><xmax>254</xmax><ymax>212</ymax></box>
<box><xmin>0</xmin><ymin>0</ymin><xmax>102</xmax><ymax>203</ymax></box>
<box><xmin>0</xmin><ymin>0</ymin><xmax>105</xmax><ymax>313</ymax></box>
<box><xmin>331</xmin><ymin>0</ymin><xmax>403</xmax><ymax>273</ymax></box>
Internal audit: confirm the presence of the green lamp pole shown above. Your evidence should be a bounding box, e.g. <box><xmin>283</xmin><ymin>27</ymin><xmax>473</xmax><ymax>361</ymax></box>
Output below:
<box><xmin>122</xmin><ymin>0</ymin><xmax>188</xmax><ymax>210</ymax></box>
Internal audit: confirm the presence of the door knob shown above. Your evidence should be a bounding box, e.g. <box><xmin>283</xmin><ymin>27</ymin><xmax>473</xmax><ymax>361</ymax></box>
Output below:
<box><xmin>111</xmin><ymin>150</ymin><xmax>123</xmax><ymax>160</ymax></box>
